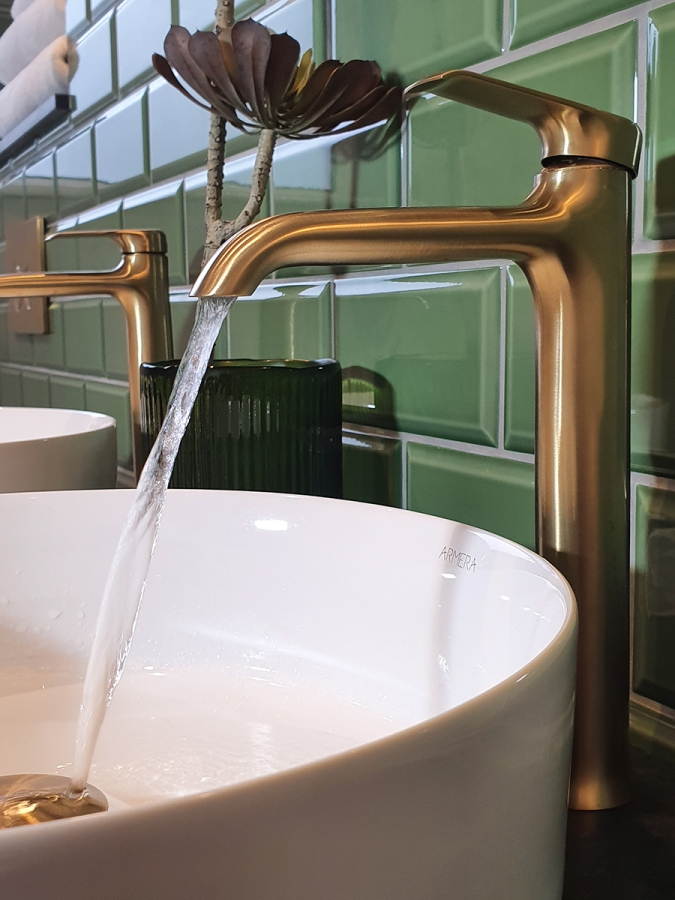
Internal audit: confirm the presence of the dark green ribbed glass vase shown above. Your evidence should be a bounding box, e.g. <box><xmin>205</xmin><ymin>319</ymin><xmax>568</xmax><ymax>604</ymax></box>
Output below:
<box><xmin>140</xmin><ymin>359</ymin><xmax>342</xmax><ymax>497</ymax></box>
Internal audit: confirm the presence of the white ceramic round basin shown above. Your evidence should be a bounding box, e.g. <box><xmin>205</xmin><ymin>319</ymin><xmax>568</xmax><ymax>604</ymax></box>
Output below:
<box><xmin>0</xmin><ymin>490</ymin><xmax>576</xmax><ymax>900</ymax></box>
<box><xmin>0</xmin><ymin>407</ymin><xmax>117</xmax><ymax>491</ymax></box>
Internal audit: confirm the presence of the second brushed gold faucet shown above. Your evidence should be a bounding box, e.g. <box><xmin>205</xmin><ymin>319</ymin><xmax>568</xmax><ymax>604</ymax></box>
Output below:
<box><xmin>192</xmin><ymin>69</ymin><xmax>643</xmax><ymax>811</ymax></box>
<box><xmin>0</xmin><ymin>227</ymin><xmax>173</xmax><ymax>476</ymax></box>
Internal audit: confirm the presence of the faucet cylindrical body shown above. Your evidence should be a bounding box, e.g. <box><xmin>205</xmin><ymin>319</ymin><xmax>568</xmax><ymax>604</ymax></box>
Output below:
<box><xmin>193</xmin><ymin>159</ymin><xmax>633</xmax><ymax>809</ymax></box>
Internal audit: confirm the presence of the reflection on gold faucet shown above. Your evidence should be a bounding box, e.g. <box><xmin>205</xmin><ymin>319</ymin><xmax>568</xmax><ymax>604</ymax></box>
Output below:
<box><xmin>0</xmin><ymin>228</ymin><xmax>172</xmax><ymax>477</ymax></box>
<box><xmin>192</xmin><ymin>69</ymin><xmax>643</xmax><ymax>811</ymax></box>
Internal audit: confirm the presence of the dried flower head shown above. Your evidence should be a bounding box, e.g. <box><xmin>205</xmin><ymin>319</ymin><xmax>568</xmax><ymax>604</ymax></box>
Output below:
<box><xmin>152</xmin><ymin>19</ymin><xmax>401</xmax><ymax>139</ymax></box>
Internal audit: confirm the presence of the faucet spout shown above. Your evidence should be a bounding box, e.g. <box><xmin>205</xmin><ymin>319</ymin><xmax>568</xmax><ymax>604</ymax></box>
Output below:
<box><xmin>193</xmin><ymin>158</ymin><xmax>634</xmax><ymax>811</ymax></box>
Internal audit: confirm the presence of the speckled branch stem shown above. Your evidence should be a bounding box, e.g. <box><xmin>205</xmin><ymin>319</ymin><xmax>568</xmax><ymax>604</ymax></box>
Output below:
<box><xmin>202</xmin><ymin>0</ymin><xmax>236</xmax><ymax>266</ymax></box>
<box><xmin>222</xmin><ymin>128</ymin><xmax>277</xmax><ymax>241</ymax></box>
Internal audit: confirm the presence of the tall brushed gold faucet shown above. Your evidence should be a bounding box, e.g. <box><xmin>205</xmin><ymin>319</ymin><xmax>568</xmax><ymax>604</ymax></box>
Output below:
<box><xmin>191</xmin><ymin>69</ymin><xmax>643</xmax><ymax>811</ymax></box>
<box><xmin>0</xmin><ymin>228</ymin><xmax>173</xmax><ymax>477</ymax></box>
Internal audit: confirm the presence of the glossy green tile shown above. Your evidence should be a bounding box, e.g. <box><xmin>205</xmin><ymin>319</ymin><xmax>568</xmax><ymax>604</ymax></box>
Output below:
<box><xmin>90</xmin><ymin>0</ymin><xmax>116</xmax><ymax>17</ymax></box>
<box><xmin>330</xmin><ymin>126</ymin><xmax>401</xmax><ymax>211</ymax></box>
<box><xmin>0</xmin><ymin>305</ymin><xmax>7</xmax><ymax>360</ymax></box>
<box><xmin>184</xmin><ymin>173</ymin><xmax>206</xmax><ymax>283</ymax></box>
<box><xmin>0</xmin><ymin>367</ymin><xmax>21</xmax><ymax>405</ymax></box>
<box><xmin>21</xmin><ymin>371</ymin><xmax>50</xmax><ymax>407</ymax></box>
<box><xmin>342</xmin><ymin>432</ymin><xmax>402</xmax><ymax>507</ymax></box>
<box><xmin>336</xmin><ymin>0</ymin><xmax>501</xmax><ymax>83</ymax></box>
<box><xmin>505</xmin><ymin>266</ymin><xmax>535</xmax><ymax>453</ymax></box>
<box><xmin>1</xmin><ymin>175</ymin><xmax>26</xmax><ymax>236</ymax></box>
<box><xmin>123</xmin><ymin>182</ymin><xmax>186</xmax><ymax>285</ymax></box>
<box><xmin>408</xmin><ymin>23</ymin><xmax>636</xmax><ymax>209</ymax></box>
<box><xmin>147</xmin><ymin>79</ymin><xmax>209</xmax><ymax>181</ymax></box>
<box><xmin>7</xmin><ymin>330</ymin><xmax>32</xmax><ymax>365</ymax></box>
<box><xmin>261</xmin><ymin>0</ymin><xmax>316</xmax><ymax>59</ymax></box>
<box><xmin>32</xmin><ymin>301</ymin><xmax>66</xmax><ymax>368</ymax></box>
<box><xmin>55</xmin><ymin>129</ymin><xmax>95</xmax><ymax>216</ymax></box>
<box><xmin>116</xmin><ymin>0</ymin><xmax>172</xmax><ymax>91</ymax></box>
<box><xmin>170</xmin><ymin>297</ymin><xmax>196</xmax><ymax>357</ymax></box>
<box><xmin>66</xmin><ymin>0</ymin><xmax>88</xmax><ymax>39</ymax></box>
<box><xmin>645</xmin><ymin>6</ymin><xmax>675</xmax><ymax>239</ymax></box>
<box><xmin>25</xmin><ymin>155</ymin><xmax>55</xmax><ymax>220</ymax></box>
<box><xmin>272</xmin><ymin>140</ymin><xmax>333</xmax><ymax>217</ymax></box>
<box><xmin>337</xmin><ymin>269</ymin><xmax>501</xmax><ymax>444</ymax></box>
<box><xmin>49</xmin><ymin>374</ymin><xmax>85</xmax><ymax>410</ymax></box>
<box><xmin>630</xmin><ymin>252</ymin><xmax>675</xmax><ymax>476</ymax></box>
<box><xmin>85</xmin><ymin>381</ymin><xmax>131</xmax><ymax>468</ymax></box>
<box><xmin>63</xmin><ymin>299</ymin><xmax>105</xmax><ymax>375</ymax></box>
<box><xmin>102</xmin><ymin>298</ymin><xmax>128</xmax><ymax>380</ymax></box>
<box><xmin>633</xmin><ymin>484</ymin><xmax>675</xmax><ymax>708</ymax></box>
<box><xmin>178</xmin><ymin>0</ymin><xmax>263</xmax><ymax>32</ymax></box>
<box><xmin>512</xmin><ymin>0</ymin><xmax>636</xmax><ymax>50</ymax></box>
<box><xmin>95</xmin><ymin>90</ymin><xmax>149</xmax><ymax>201</ymax></box>
<box><xmin>70</xmin><ymin>12</ymin><xmax>116</xmax><ymax>120</ymax></box>
<box><xmin>407</xmin><ymin>443</ymin><xmax>536</xmax><ymax>550</ymax></box>
<box><xmin>228</xmin><ymin>281</ymin><xmax>331</xmax><ymax>360</ymax></box>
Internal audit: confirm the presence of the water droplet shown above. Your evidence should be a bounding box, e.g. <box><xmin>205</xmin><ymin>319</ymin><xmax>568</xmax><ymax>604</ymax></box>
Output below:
<box><xmin>48</xmin><ymin>608</ymin><xmax>63</xmax><ymax>620</ymax></box>
<box><xmin>14</xmin><ymin>569</ymin><xmax>22</xmax><ymax>576</ymax></box>
<box><xmin>77</xmin><ymin>611</ymin><xmax>86</xmax><ymax>620</ymax></box>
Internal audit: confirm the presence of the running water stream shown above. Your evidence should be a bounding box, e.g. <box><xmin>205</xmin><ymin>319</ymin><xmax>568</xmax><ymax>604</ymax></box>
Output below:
<box><xmin>68</xmin><ymin>296</ymin><xmax>234</xmax><ymax>795</ymax></box>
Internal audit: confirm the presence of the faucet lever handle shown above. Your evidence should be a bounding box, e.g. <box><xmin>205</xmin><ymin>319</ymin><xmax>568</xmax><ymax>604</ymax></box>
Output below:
<box><xmin>46</xmin><ymin>229</ymin><xmax>167</xmax><ymax>255</ymax></box>
<box><xmin>405</xmin><ymin>69</ymin><xmax>641</xmax><ymax>176</ymax></box>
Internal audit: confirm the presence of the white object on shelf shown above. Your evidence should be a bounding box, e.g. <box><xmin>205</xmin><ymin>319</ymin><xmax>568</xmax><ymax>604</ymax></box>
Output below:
<box><xmin>10</xmin><ymin>0</ymin><xmax>36</xmax><ymax>19</ymax></box>
<box><xmin>0</xmin><ymin>35</ymin><xmax>75</xmax><ymax>138</ymax></box>
<box><xmin>0</xmin><ymin>0</ymin><xmax>65</xmax><ymax>85</ymax></box>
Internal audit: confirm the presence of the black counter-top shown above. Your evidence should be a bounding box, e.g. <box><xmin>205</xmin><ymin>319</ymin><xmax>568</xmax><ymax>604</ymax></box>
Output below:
<box><xmin>563</xmin><ymin>747</ymin><xmax>675</xmax><ymax>899</ymax></box>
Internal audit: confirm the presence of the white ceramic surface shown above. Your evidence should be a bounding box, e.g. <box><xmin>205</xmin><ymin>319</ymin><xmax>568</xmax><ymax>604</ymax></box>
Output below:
<box><xmin>0</xmin><ymin>490</ymin><xmax>577</xmax><ymax>900</ymax></box>
<box><xmin>0</xmin><ymin>407</ymin><xmax>117</xmax><ymax>491</ymax></box>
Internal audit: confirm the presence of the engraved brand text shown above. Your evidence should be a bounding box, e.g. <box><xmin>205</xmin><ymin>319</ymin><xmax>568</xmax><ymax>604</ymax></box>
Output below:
<box><xmin>439</xmin><ymin>546</ymin><xmax>477</xmax><ymax>572</ymax></box>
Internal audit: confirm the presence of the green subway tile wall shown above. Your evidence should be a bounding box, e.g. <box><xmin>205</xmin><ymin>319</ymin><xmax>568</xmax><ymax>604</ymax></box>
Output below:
<box><xmin>2</xmin><ymin>0</ymin><xmax>675</xmax><ymax>725</ymax></box>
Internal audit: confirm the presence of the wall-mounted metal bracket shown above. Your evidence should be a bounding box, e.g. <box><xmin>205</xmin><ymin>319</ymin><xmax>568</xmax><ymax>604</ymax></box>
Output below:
<box><xmin>6</xmin><ymin>217</ymin><xmax>49</xmax><ymax>335</ymax></box>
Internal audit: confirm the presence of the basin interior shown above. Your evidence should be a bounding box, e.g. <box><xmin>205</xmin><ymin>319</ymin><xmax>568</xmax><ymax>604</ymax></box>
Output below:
<box><xmin>0</xmin><ymin>408</ymin><xmax>114</xmax><ymax>445</ymax></box>
<box><xmin>0</xmin><ymin>490</ymin><xmax>574</xmax><ymax>812</ymax></box>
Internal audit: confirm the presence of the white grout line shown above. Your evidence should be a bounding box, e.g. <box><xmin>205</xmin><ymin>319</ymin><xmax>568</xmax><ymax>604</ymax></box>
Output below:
<box><xmin>0</xmin><ymin>361</ymin><xmax>128</xmax><ymax>389</ymax></box>
<box><xmin>329</xmin><ymin>279</ymin><xmax>337</xmax><ymax>359</ymax></box>
<box><xmin>631</xmin><ymin>470</ymin><xmax>675</xmax><ymax>491</ymax></box>
<box><xmin>629</xmin><ymin>472</ymin><xmax>637</xmax><ymax>691</ymax></box>
<box><xmin>502</xmin><ymin>0</ymin><xmax>511</xmax><ymax>53</ymax></box>
<box><xmin>498</xmin><ymin>266</ymin><xmax>507</xmax><ymax>451</ymax></box>
<box><xmin>343</xmin><ymin>421</ymin><xmax>535</xmax><ymax>464</ymax></box>
<box><xmin>634</xmin><ymin>14</ymin><xmax>649</xmax><ymax>246</ymax></box>
<box><xmin>630</xmin><ymin>692</ymin><xmax>675</xmax><ymax>725</ymax></box>
<box><xmin>327</xmin><ymin>0</ymin><xmax>336</xmax><ymax>58</ymax></box>
<box><xmin>400</xmin><ymin>106</ymin><xmax>409</xmax><ymax>209</ymax></box>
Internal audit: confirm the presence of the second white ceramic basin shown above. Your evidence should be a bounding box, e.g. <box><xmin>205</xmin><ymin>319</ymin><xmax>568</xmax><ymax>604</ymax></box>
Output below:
<box><xmin>0</xmin><ymin>490</ymin><xmax>576</xmax><ymax>900</ymax></box>
<box><xmin>0</xmin><ymin>407</ymin><xmax>117</xmax><ymax>491</ymax></box>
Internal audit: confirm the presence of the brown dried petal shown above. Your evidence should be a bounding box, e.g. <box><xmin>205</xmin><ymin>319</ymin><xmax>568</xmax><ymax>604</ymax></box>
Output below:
<box><xmin>282</xmin><ymin>58</ymin><xmax>341</xmax><ymax>118</ymax></box>
<box><xmin>188</xmin><ymin>30</ymin><xmax>248</xmax><ymax>115</ymax></box>
<box><xmin>231</xmin><ymin>18</ymin><xmax>272</xmax><ymax>125</ymax></box>
<box><xmin>285</xmin><ymin>63</ymin><xmax>372</xmax><ymax>131</ymax></box>
<box><xmin>265</xmin><ymin>32</ymin><xmax>300</xmax><ymax>119</ymax></box>
<box><xmin>314</xmin><ymin>86</ymin><xmax>402</xmax><ymax>135</ymax></box>
<box><xmin>164</xmin><ymin>26</ymin><xmax>218</xmax><ymax>106</ymax></box>
<box><xmin>313</xmin><ymin>84</ymin><xmax>388</xmax><ymax>131</ymax></box>
<box><xmin>152</xmin><ymin>53</ymin><xmax>212</xmax><ymax>113</ymax></box>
